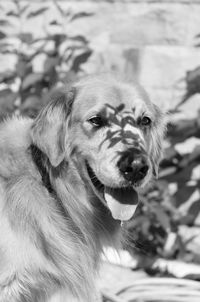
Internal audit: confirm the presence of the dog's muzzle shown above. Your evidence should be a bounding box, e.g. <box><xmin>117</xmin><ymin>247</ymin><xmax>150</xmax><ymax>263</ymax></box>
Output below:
<box><xmin>86</xmin><ymin>160</ymin><xmax>139</xmax><ymax>222</ymax></box>
<box><xmin>117</xmin><ymin>148</ymin><xmax>149</xmax><ymax>185</ymax></box>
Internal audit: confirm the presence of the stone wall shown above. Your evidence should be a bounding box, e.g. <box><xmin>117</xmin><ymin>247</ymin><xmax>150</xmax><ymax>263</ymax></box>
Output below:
<box><xmin>1</xmin><ymin>0</ymin><xmax>200</xmax><ymax>115</ymax></box>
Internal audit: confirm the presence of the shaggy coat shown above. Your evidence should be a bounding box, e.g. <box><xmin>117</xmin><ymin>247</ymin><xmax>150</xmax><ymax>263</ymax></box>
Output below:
<box><xmin>0</xmin><ymin>75</ymin><xmax>166</xmax><ymax>302</ymax></box>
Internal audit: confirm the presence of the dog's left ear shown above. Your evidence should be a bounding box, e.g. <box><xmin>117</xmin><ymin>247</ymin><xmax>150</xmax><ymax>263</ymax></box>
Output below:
<box><xmin>31</xmin><ymin>87</ymin><xmax>76</xmax><ymax>167</ymax></box>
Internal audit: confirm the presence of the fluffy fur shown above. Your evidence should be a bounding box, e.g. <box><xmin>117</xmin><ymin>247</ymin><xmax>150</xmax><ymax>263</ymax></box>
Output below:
<box><xmin>0</xmin><ymin>75</ymin><xmax>166</xmax><ymax>302</ymax></box>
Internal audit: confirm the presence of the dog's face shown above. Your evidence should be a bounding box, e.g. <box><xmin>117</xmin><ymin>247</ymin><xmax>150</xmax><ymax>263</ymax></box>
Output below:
<box><xmin>31</xmin><ymin>75</ymin><xmax>166</xmax><ymax>221</ymax></box>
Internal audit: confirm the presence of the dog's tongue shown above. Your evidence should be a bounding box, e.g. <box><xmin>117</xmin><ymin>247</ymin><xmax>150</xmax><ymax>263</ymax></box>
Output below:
<box><xmin>104</xmin><ymin>187</ymin><xmax>138</xmax><ymax>221</ymax></box>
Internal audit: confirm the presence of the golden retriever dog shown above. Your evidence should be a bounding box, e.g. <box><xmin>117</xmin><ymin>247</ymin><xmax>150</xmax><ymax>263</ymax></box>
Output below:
<box><xmin>0</xmin><ymin>74</ymin><xmax>166</xmax><ymax>302</ymax></box>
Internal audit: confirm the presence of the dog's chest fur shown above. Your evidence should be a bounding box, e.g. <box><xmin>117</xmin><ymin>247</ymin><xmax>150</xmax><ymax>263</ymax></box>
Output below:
<box><xmin>0</xmin><ymin>117</ymin><xmax>120</xmax><ymax>302</ymax></box>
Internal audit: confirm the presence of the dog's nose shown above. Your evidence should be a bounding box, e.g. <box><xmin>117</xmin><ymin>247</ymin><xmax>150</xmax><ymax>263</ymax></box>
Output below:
<box><xmin>118</xmin><ymin>150</ymin><xmax>149</xmax><ymax>183</ymax></box>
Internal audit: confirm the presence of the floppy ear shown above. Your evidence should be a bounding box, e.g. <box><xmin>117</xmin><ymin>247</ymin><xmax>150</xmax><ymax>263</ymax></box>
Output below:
<box><xmin>31</xmin><ymin>87</ymin><xmax>75</xmax><ymax>167</ymax></box>
<box><xmin>150</xmin><ymin>104</ymin><xmax>168</xmax><ymax>178</ymax></box>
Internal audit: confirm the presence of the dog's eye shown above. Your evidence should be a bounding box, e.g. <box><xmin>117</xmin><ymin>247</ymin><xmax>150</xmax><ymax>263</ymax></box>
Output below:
<box><xmin>88</xmin><ymin>116</ymin><xmax>105</xmax><ymax>128</ymax></box>
<box><xmin>141</xmin><ymin>116</ymin><xmax>152</xmax><ymax>126</ymax></box>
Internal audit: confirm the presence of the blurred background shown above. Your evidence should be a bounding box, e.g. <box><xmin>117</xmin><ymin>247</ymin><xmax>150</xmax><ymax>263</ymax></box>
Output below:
<box><xmin>0</xmin><ymin>0</ymin><xmax>200</xmax><ymax>301</ymax></box>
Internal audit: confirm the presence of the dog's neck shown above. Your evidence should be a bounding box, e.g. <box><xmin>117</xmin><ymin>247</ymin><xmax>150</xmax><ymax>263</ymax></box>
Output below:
<box><xmin>30</xmin><ymin>144</ymin><xmax>105</xmax><ymax>238</ymax></box>
<box><xmin>30</xmin><ymin>144</ymin><xmax>101</xmax><ymax>298</ymax></box>
<box><xmin>29</xmin><ymin>143</ymin><xmax>121</xmax><ymax>300</ymax></box>
<box><xmin>30</xmin><ymin>143</ymin><xmax>121</xmax><ymax>244</ymax></box>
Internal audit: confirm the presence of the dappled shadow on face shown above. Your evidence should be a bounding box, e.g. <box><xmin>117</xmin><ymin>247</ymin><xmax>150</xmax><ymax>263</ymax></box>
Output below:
<box><xmin>99</xmin><ymin>103</ymin><xmax>143</xmax><ymax>150</ymax></box>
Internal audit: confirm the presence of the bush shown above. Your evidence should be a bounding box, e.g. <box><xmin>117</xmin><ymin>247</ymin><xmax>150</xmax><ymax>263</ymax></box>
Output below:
<box><xmin>0</xmin><ymin>0</ymin><xmax>93</xmax><ymax>118</ymax></box>
<box><xmin>127</xmin><ymin>80</ymin><xmax>200</xmax><ymax>266</ymax></box>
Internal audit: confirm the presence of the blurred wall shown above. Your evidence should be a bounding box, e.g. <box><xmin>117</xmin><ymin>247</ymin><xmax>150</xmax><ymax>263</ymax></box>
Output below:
<box><xmin>1</xmin><ymin>0</ymin><xmax>200</xmax><ymax>116</ymax></box>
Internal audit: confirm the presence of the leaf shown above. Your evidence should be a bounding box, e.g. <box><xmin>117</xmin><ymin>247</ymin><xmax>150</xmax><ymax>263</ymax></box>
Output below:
<box><xmin>52</xmin><ymin>0</ymin><xmax>66</xmax><ymax>17</ymax></box>
<box><xmin>71</xmin><ymin>49</ymin><xmax>92</xmax><ymax>72</ymax></box>
<box><xmin>16</xmin><ymin>60</ymin><xmax>26</xmax><ymax>78</ymax></box>
<box><xmin>0</xmin><ymin>31</ymin><xmax>6</xmax><ymax>39</ymax></box>
<box><xmin>20</xmin><ymin>4</ymin><xmax>29</xmax><ymax>14</ymax></box>
<box><xmin>0</xmin><ymin>89</ymin><xmax>17</xmax><ymax>114</ymax></box>
<box><xmin>0</xmin><ymin>70</ymin><xmax>16</xmax><ymax>83</ymax></box>
<box><xmin>20</xmin><ymin>95</ymin><xmax>42</xmax><ymax>117</ymax></box>
<box><xmin>6</xmin><ymin>10</ymin><xmax>19</xmax><ymax>17</ymax></box>
<box><xmin>18</xmin><ymin>33</ymin><xmax>33</xmax><ymax>44</ymax></box>
<box><xmin>0</xmin><ymin>19</ymin><xmax>10</xmax><ymax>26</ymax></box>
<box><xmin>153</xmin><ymin>205</ymin><xmax>171</xmax><ymax>231</ymax></box>
<box><xmin>69</xmin><ymin>35</ymin><xmax>88</xmax><ymax>44</ymax></box>
<box><xmin>16</xmin><ymin>59</ymin><xmax>32</xmax><ymax>78</ymax></box>
<box><xmin>27</xmin><ymin>7</ymin><xmax>49</xmax><ymax>18</ymax></box>
<box><xmin>53</xmin><ymin>33</ymin><xmax>66</xmax><ymax>45</ymax></box>
<box><xmin>43</xmin><ymin>56</ymin><xmax>59</xmax><ymax>73</ymax></box>
<box><xmin>70</xmin><ymin>12</ymin><xmax>94</xmax><ymax>22</ymax></box>
<box><xmin>22</xmin><ymin>73</ymin><xmax>43</xmax><ymax>90</ymax></box>
<box><xmin>49</xmin><ymin>20</ymin><xmax>61</xmax><ymax>26</ymax></box>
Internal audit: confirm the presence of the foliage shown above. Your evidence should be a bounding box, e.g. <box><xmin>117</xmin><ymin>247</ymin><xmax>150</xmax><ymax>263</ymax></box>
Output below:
<box><xmin>0</xmin><ymin>0</ymin><xmax>93</xmax><ymax>118</ymax></box>
<box><xmin>127</xmin><ymin>92</ymin><xmax>200</xmax><ymax>268</ymax></box>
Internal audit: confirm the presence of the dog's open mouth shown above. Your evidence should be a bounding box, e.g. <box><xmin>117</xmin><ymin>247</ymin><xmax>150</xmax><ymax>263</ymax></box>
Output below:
<box><xmin>86</xmin><ymin>163</ymin><xmax>138</xmax><ymax>221</ymax></box>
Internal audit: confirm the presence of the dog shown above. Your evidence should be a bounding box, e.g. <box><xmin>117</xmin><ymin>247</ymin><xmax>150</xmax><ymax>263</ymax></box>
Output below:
<box><xmin>0</xmin><ymin>74</ymin><xmax>166</xmax><ymax>301</ymax></box>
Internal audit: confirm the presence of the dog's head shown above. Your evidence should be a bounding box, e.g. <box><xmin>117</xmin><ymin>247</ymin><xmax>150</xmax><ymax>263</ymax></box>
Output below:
<box><xmin>31</xmin><ymin>75</ymin><xmax>166</xmax><ymax>221</ymax></box>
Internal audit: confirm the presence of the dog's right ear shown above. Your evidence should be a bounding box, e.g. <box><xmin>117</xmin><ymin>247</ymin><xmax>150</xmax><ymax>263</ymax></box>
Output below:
<box><xmin>30</xmin><ymin>87</ymin><xmax>76</xmax><ymax>167</ymax></box>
